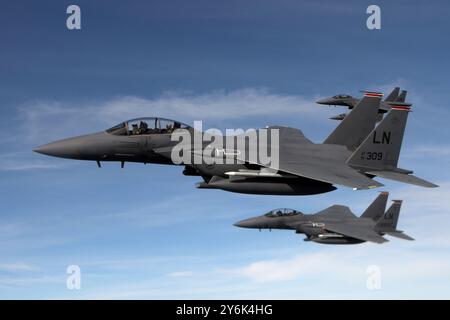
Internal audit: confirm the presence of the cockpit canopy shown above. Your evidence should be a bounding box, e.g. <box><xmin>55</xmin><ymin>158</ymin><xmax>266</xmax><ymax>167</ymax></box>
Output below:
<box><xmin>265</xmin><ymin>208</ymin><xmax>302</xmax><ymax>217</ymax></box>
<box><xmin>332</xmin><ymin>94</ymin><xmax>352</xmax><ymax>99</ymax></box>
<box><xmin>106</xmin><ymin>117</ymin><xmax>191</xmax><ymax>136</ymax></box>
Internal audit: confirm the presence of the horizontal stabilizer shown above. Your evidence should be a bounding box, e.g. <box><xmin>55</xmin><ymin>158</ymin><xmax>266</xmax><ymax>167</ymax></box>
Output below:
<box><xmin>366</xmin><ymin>170</ymin><xmax>438</xmax><ymax>188</ymax></box>
<box><xmin>384</xmin><ymin>231</ymin><xmax>414</xmax><ymax>241</ymax></box>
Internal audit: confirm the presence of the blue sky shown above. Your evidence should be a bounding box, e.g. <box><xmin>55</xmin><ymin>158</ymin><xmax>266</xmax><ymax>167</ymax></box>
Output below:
<box><xmin>1</xmin><ymin>0</ymin><xmax>450</xmax><ymax>299</ymax></box>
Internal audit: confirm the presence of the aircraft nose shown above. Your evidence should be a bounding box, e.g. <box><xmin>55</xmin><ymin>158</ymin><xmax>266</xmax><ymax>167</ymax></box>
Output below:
<box><xmin>33</xmin><ymin>132</ymin><xmax>109</xmax><ymax>160</ymax></box>
<box><xmin>233</xmin><ymin>218</ymin><xmax>258</xmax><ymax>228</ymax></box>
<box><xmin>33</xmin><ymin>139</ymin><xmax>82</xmax><ymax>159</ymax></box>
<box><xmin>316</xmin><ymin>98</ymin><xmax>333</xmax><ymax>105</ymax></box>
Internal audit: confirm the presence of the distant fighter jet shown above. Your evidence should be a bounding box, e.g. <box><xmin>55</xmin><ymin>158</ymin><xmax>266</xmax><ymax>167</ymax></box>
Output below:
<box><xmin>317</xmin><ymin>87</ymin><xmax>407</xmax><ymax>120</ymax></box>
<box><xmin>234</xmin><ymin>192</ymin><xmax>414</xmax><ymax>244</ymax></box>
<box><xmin>34</xmin><ymin>91</ymin><xmax>437</xmax><ymax>195</ymax></box>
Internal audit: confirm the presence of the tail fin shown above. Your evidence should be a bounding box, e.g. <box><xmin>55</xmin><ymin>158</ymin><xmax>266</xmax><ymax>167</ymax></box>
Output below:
<box><xmin>395</xmin><ymin>90</ymin><xmax>407</xmax><ymax>102</ymax></box>
<box><xmin>375</xmin><ymin>200</ymin><xmax>401</xmax><ymax>231</ymax></box>
<box><xmin>360</xmin><ymin>191</ymin><xmax>389</xmax><ymax>221</ymax></box>
<box><xmin>346</xmin><ymin>103</ymin><xmax>411</xmax><ymax>170</ymax></box>
<box><xmin>375</xmin><ymin>200</ymin><xmax>414</xmax><ymax>240</ymax></box>
<box><xmin>324</xmin><ymin>92</ymin><xmax>382</xmax><ymax>151</ymax></box>
<box><xmin>384</xmin><ymin>87</ymin><xmax>400</xmax><ymax>102</ymax></box>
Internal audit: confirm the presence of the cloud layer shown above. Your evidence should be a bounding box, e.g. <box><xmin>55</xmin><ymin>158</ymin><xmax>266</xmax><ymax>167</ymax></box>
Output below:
<box><xmin>20</xmin><ymin>88</ymin><xmax>323</xmax><ymax>143</ymax></box>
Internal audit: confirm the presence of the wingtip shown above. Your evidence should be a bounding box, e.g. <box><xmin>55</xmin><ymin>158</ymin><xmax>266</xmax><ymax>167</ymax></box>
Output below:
<box><xmin>429</xmin><ymin>183</ymin><xmax>440</xmax><ymax>188</ymax></box>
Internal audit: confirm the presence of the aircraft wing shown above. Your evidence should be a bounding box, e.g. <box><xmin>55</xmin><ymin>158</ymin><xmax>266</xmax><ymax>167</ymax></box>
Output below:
<box><xmin>384</xmin><ymin>231</ymin><xmax>414</xmax><ymax>241</ymax></box>
<box><xmin>315</xmin><ymin>205</ymin><xmax>358</xmax><ymax>219</ymax></box>
<box><xmin>323</xmin><ymin>222</ymin><xmax>388</xmax><ymax>244</ymax></box>
<box><xmin>157</xmin><ymin>126</ymin><xmax>383</xmax><ymax>190</ymax></box>
<box><xmin>275</xmin><ymin>157</ymin><xmax>383</xmax><ymax>190</ymax></box>
<box><xmin>365</xmin><ymin>170</ymin><xmax>438</xmax><ymax>188</ymax></box>
<box><xmin>267</xmin><ymin>125</ymin><xmax>313</xmax><ymax>144</ymax></box>
<box><xmin>236</xmin><ymin>128</ymin><xmax>383</xmax><ymax>190</ymax></box>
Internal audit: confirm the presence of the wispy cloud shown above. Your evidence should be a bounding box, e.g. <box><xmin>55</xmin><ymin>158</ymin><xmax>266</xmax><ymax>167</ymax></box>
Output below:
<box><xmin>404</xmin><ymin>145</ymin><xmax>450</xmax><ymax>158</ymax></box>
<box><xmin>0</xmin><ymin>263</ymin><xmax>37</xmax><ymax>272</ymax></box>
<box><xmin>167</xmin><ymin>271</ymin><xmax>194</xmax><ymax>277</ymax></box>
<box><xmin>0</xmin><ymin>161</ymin><xmax>65</xmax><ymax>171</ymax></box>
<box><xmin>0</xmin><ymin>152</ymin><xmax>68</xmax><ymax>171</ymax></box>
<box><xmin>19</xmin><ymin>88</ymin><xmax>323</xmax><ymax>142</ymax></box>
<box><xmin>231</xmin><ymin>252</ymin><xmax>360</xmax><ymax>283</ymax></box>
<box><xmin>230</xmin><ymin>247</ymin><xmax>450</xmax><ymax>285</ymax></box>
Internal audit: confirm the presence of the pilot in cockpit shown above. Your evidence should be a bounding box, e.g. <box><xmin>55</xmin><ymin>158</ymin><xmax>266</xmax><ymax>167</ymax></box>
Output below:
<box><xmin>139</xmin><ymin>121</ymin><xmax>148</xmax><ymax>134</ymax></box>
<box><xmin>165</xmin><ymin>123</ymin><xmax>173</xmax><ymax>133</ymax></box>
<box><xmin>132</xmin><ymin>124</ymin><xmax>139</xmax><ymax>135</ymax></box>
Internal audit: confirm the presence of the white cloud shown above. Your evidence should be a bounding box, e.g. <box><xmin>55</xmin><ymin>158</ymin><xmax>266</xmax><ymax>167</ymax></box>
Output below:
<box><xmin>0</xmin><ymin>160</ymin><xmax>65</xmax><ymax>171</ymax></box>
<box><xmin>167</xmin><ymin>271</ymin><xmax>194</xmax><ymax>277</ymax></box>
<box><xmin>0</xmin><ymin>152</ymin><xmax>68</xmax><ymax>172</ymax></box>
<box><xmin>0</xmin><ymin>263</ymin><xmax>37</xmax><ymax>272</ymax></box>
<box><xmin>19</xmin><ymin>88</ymin><xmax>322</xmax><ymax>143</ymax></box>
<box><xmin>404</xmin><ymin>145</ymin><xmax>450</xmax><ymax>158</ymax></box>
<box><xmin>231</xmin><ymin>247</ymin><xmax>450</xmax><ymax>285</ymax></box>
<box><xmin>232</xmin><ymin>252</ymin><xmax>360</xmax><ymax>283</ymax></box>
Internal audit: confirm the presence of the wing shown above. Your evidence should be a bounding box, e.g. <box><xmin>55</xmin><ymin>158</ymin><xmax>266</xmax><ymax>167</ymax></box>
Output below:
<box><xmin>267</xmin><ymin>125</ymin><xmax>313</xmax><ymax>144</ymax></box>
<box><xmin>384</xmin><ymin>231</ymin><xmax>414</xmax><ymax>241</ymax></box>
<box><xmin>365</xmin><ymin>170</ymin><xmax>438</xmax><ymax>188</ymax></box>
<box><xmin>236</xmin><ymin>127</ymin><xmax>383</xmax><ymax>190</ymax></box>
<box><xmin>315</xmin><ymin>205</ymin><xmax>358</xmax><ymax>219</ymax></box>
<box><xmin>277</xmin><ymin>155</ymin><xmax>383</xmax><ymax>190</ymax></box>
<box><xmin>324</xmin><ymin>222</ymin><xmax>388</xmax><ymax>244</ymax></box>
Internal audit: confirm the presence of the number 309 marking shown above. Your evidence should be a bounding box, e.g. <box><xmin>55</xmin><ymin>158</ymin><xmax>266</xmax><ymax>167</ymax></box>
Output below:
<box><xmin>361</xmin><ymin>152</ymin><xmax>383</xmax><ymax>160</ymax></box>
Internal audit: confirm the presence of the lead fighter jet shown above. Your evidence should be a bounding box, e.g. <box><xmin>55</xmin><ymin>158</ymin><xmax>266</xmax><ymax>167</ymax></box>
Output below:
<box><xmin>203</xmin><ymin>92</ymin><xmax>437</xmax><ymax>193</ymax></box>
<box><xmin>34</xmin><ymin>91</ymin><xmax>437</xmax><ymax>195</ymax></box>
<box><xmin>234</xmin><ymin>192</ymin><xmax>414</xmax><ymax>244</ymax></box>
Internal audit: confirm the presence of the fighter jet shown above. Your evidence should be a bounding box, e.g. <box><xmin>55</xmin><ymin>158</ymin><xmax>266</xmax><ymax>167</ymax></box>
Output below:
<box><xmin>196</xmin><ymin>92</ymin><xmax>437</xmax><ymax>194</ymax></box>
<box><xmin>33</xmin><ymin>118</ymin><xmax>192</xmax><ymax>168</ymax></box>
<box><xmin>34</xmin><ymin>91</ymin><xmax>437</xmax><ymax>196</ymax></box>
<box><xmin>234</xmin><ymin>192</ymin><xmax>414</xmax><ymax>244</ymax></box>
<box><xmin>317</xmin><ymin>87</ymin><xmax>407</xmax><ymax>120</ymax></box>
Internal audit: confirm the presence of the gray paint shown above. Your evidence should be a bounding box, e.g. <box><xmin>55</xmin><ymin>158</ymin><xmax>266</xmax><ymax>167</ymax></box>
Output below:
<box><xmin>33</xmin><ymin>91</ymin><xmax>437</xmax><ymax>196</ymax></box>
<box><xmin>234</xmin><ymin>193</ymin><xmax>413</xmax><ymax>245</ymax></box>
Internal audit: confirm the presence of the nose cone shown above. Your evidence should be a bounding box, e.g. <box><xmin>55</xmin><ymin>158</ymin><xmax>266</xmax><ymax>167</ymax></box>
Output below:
<box><xmin>33</xmin><ymin>139</ymin><xmax>80</xmax><ymax>158</ymax></box>
<box><xmin>330</xmin><ymin>113</ymin><xmax>347</xmax><ymax>121</ymax></box>
<box><xmin>316</xmin><ymin>97</ymin><xmax>335</xmax><ymax>105</ymax></box>
<box><xmin>33</xmin><ymin>132</ymin><xmax>110</xmax><ymax>160</ymax></box>
<box><xmin>233</xmin><ymin>217</ymin><xmax>260</xmax><ymax>228</ymax></box>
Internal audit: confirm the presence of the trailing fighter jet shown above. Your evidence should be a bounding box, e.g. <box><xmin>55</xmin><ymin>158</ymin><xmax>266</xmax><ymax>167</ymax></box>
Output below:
<box><xmin>234</xmin><ymin>192</ymin><xmax>414</xmax><ymax>244</ymax></box>
<box><xmin>317</xmin><ymin>87</ymin><xmax>407</xmax><ymax>120</ymax></box>
<box><xmin>34</xmin><ymin>91</ymin><xmax>437</xmax><ymax>195</ymax></box>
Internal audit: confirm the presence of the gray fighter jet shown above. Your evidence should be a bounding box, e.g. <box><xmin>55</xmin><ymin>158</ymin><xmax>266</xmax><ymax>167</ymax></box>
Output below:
<box><xmin>317</xmin><ymin>87</ymin><xmax>407</xmax><ymax>120</ymax></box>
<box><xmin>198</xmin><ymin>93</ymin><xmax>437</xmax><ymax>194</ymax></box>
<box><xmin>234</xmin><ymin>192</ymin><xmax>414</xmax><ymax>244</ymax></box>
<box><xmin>34</xmin><ymin>91</ymin><xmax>437</xmax><ymax>195</ymax></box>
